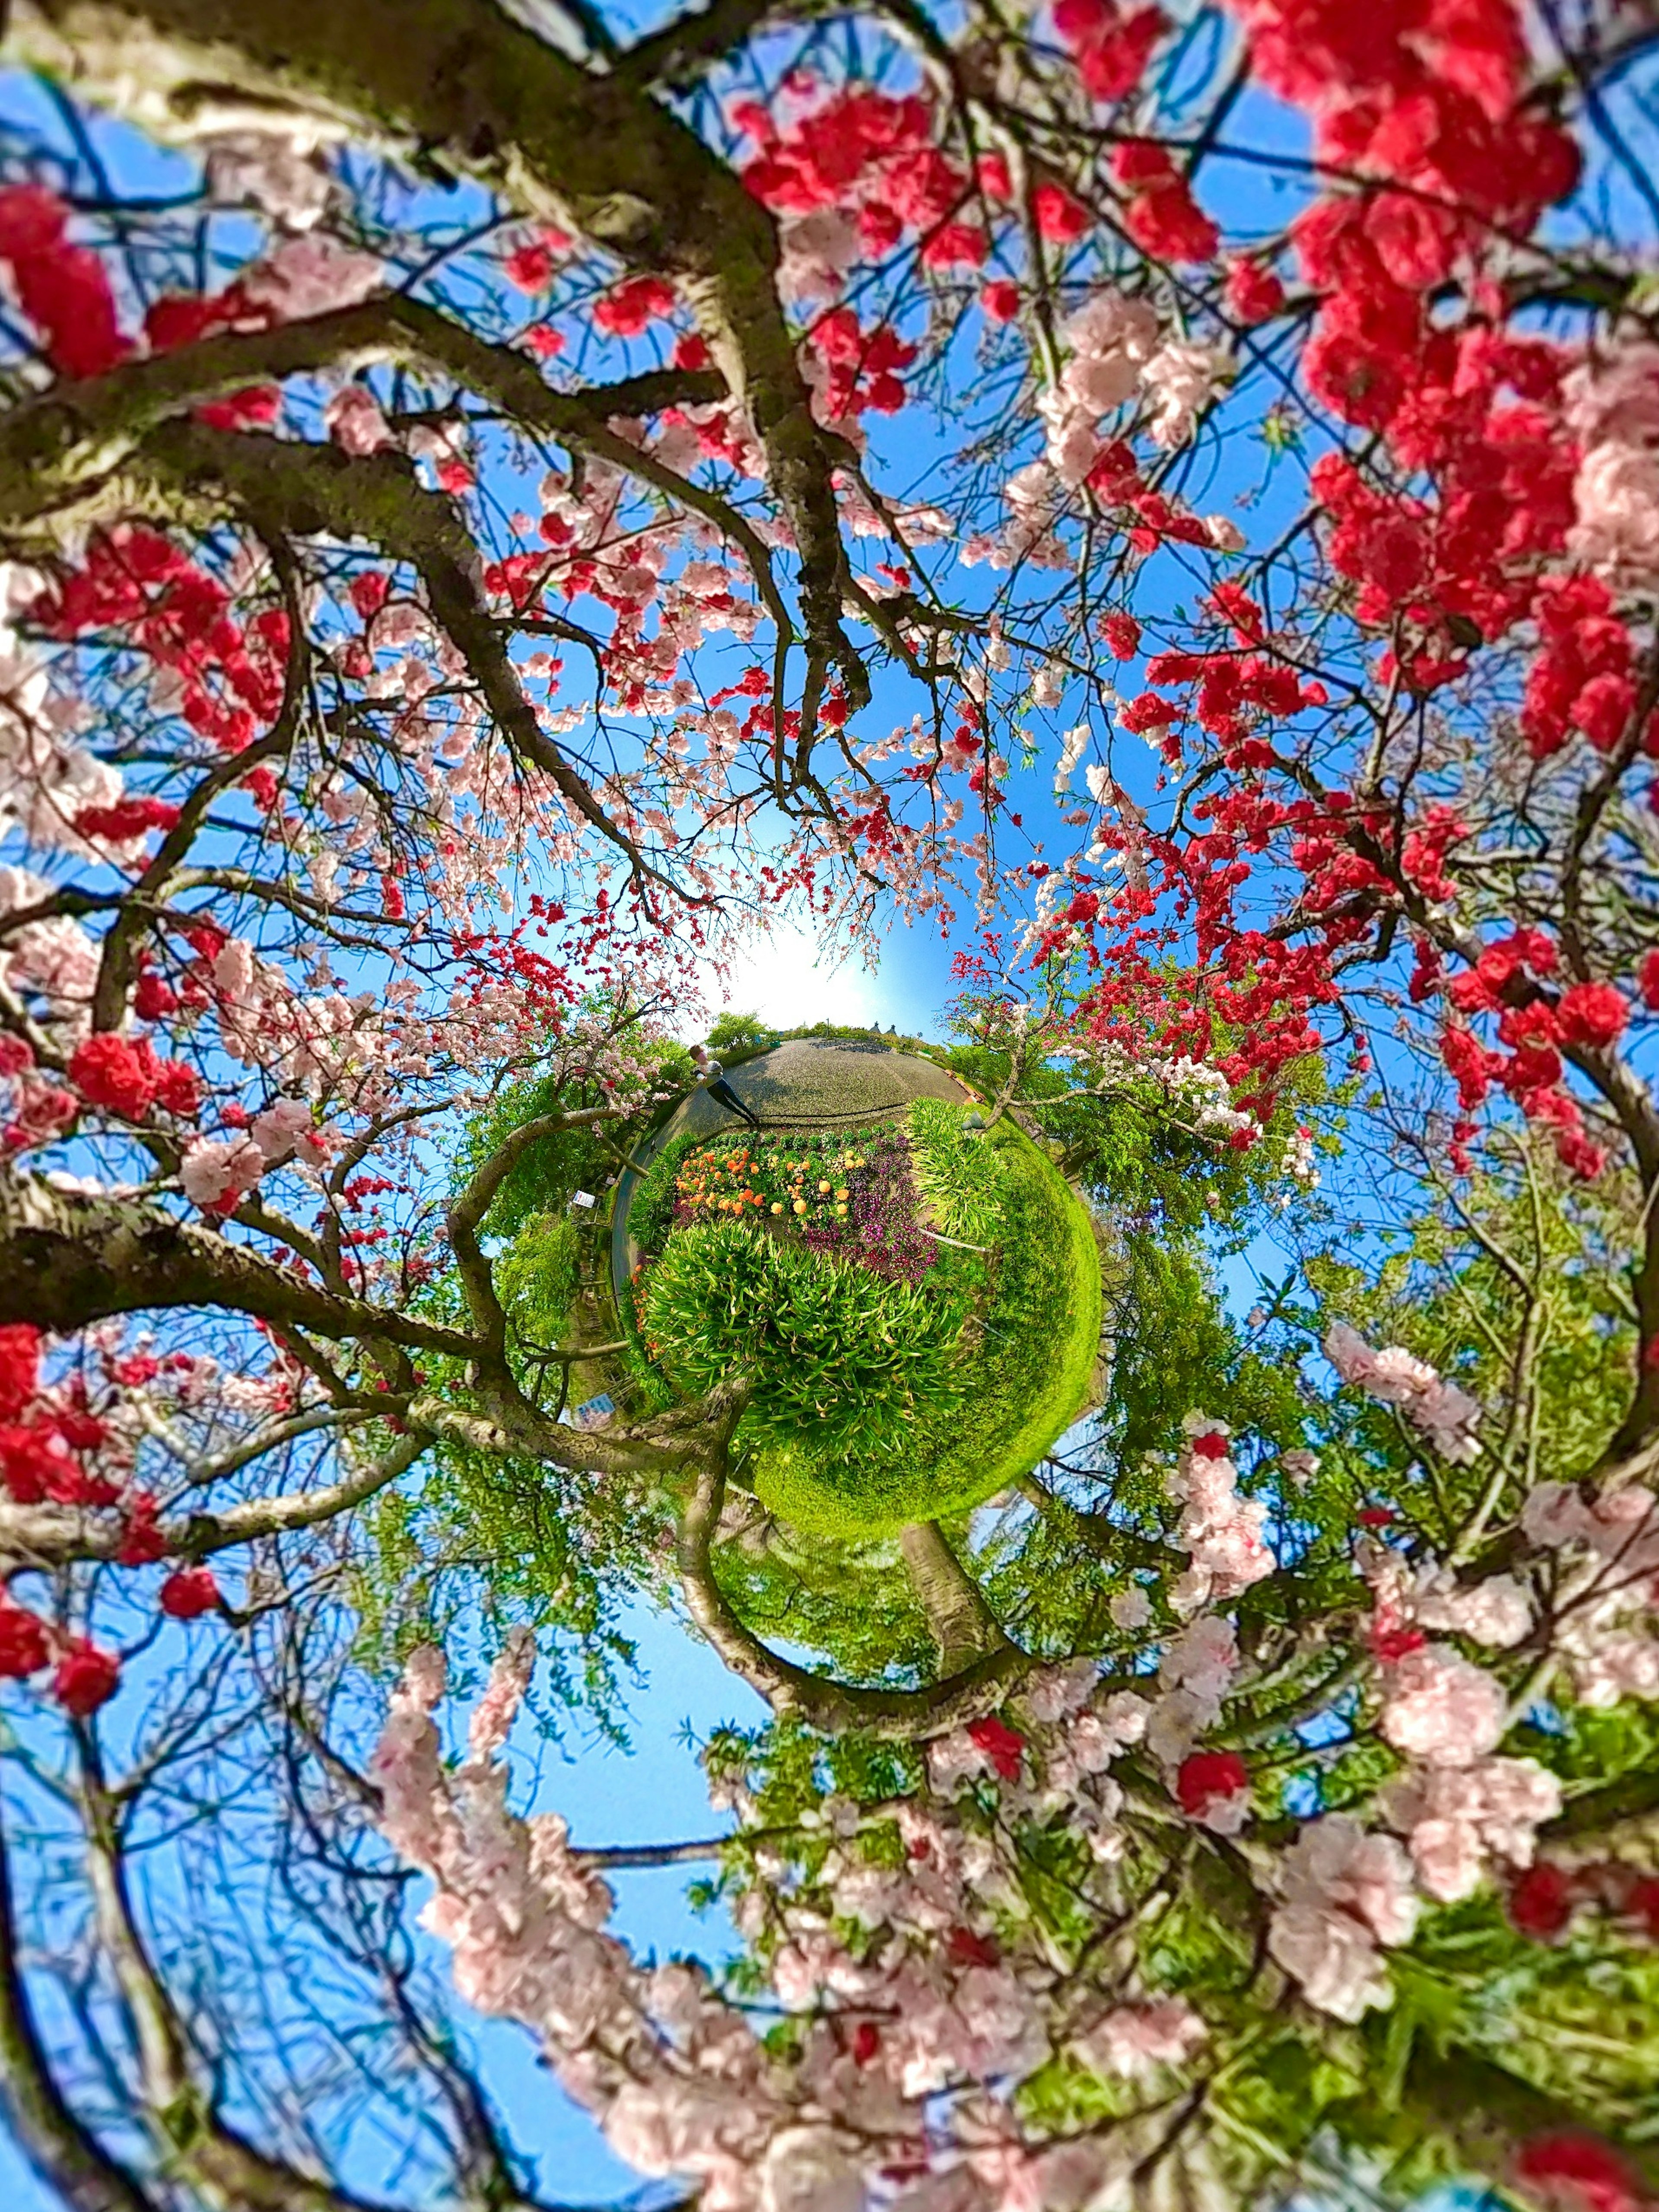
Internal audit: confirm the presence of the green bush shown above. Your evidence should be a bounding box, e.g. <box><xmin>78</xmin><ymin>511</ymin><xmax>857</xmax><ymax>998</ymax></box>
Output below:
<box><xmin>643</xmin><ymin>1220</ymin><xmax>969</xmax><ymax>1455</ymax></box>
<box><xmin>906</xmin><ymin>1097</ymin><xmax>1007</xmax><ymax>1245</ymax></box>
<box><xmin>625</xmin><ymin>1130</ymin><xmax>706</xmax><ymax>1256</ymax></box>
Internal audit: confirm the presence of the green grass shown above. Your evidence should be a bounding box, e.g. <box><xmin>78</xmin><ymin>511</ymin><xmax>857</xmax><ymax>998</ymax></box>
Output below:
<box><xmin>751</xmin><ymin>1121</ymin><xmax>1103</xmax><ymax>1535</ymax></box>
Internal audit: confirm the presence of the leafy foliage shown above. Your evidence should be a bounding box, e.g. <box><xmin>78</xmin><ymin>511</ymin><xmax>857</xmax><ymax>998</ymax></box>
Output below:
<box><xmin>644</xmin><ymin>1219</ymin><xmax>971</xmax><ymax>1454</ymax></box>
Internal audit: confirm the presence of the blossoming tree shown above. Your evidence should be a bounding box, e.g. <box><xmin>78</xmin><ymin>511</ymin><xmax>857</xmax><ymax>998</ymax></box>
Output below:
<box><xmin>0</xmin><ymin>0</ymin><xmax>1659</xmax><ymax>2204</ymax></box>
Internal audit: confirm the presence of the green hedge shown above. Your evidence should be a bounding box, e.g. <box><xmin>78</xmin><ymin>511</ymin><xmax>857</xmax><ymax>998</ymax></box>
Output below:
<box><xmin>907</xmin><ymin>1095</ymin><xmax>1007</xmax><ymax>1244</ymax></box>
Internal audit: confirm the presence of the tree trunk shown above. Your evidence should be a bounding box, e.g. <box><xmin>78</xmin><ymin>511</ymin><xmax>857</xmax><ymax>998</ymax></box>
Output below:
<box><xmin>899</xmin><ymin>1522</ymin><xmax>1007</xmax><ymax>1677</ymax></box>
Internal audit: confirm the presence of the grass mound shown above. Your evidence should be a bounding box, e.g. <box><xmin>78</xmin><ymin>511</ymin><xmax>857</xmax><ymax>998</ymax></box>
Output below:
<box><xmin>617</xmin><ymin>1104</ymin><xmax>1102</xmax><ymax>1534</ymax></box>
<box><xmin>751</xmin><ymin>1122</ymin><xmax>1102</xmax><ymax>1535</ymax></box>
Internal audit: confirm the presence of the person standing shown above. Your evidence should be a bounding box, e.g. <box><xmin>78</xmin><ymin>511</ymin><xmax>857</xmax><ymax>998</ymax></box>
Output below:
<box><xmin>689</xmin><ymin>1042</ymin><xmax>762</xmax><ymax>1127</ymax></box>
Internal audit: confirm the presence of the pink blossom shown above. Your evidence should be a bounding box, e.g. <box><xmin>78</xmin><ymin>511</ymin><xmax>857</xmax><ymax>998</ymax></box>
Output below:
<box><xmin>1140</xmin><ymin>340</ymin><xmax>1230</xmax><ymax>447</ymax></box>
<box><xmin>1522</xmin><ymin>1481</ymin><xmax>1595</xmax><ymax>1549</ymax></box>
<box><xmin>1074</xmin><ymin>1997</ymin><xmax>1206</xmax><ymax>2079</ymax></box>
<box><xmin>325</xmin><ymin>383</ymin><xmax>394</xmax><ymax>455</ymax></box>
<box><xmin>1380</xmin><ymin>1643</ymin><xmax>1507</xmax><ymax>1769</ymax></box>
<box><xmin>1022</xmin><ymin>1658</ymin><xmax>1098</xmax><ymax>1723</ymax></box>
<box><xmin>1382</xmin><ymin>1756</ymin><xmax>1561</xmax><ymax>1901</ymax></box>
<box><xmin>1098</xmin><ymin>1689</ymin><xmax>1150</xmax><ymax>1746</ymax></box>
<box><xmin>204</xmin><ymin>132</ymin><xmax>332</xmax><ymax>229</ymax></box>
<box><xmin>1162</xmin><ymin>1425</ymin><xmax>1273</xmax><ymax>1601</ymax></box>
<box><xmin>1108</xmin><ymin>1585</ymin><xmax>1152</xmax><ymax>1631</ymax></box>
<box><xmin>1325</xmin><ymin>1323</ymin><xmax>1481</xmax><ymax>1461</ymax></box>
<box><xmin>467</xmin><ymin>1625</ymin><xmax>535</xmax><ymax>1761</ymax></box>
<box><xmin>1564</xmin><ymin>343</ymin><xmax>1659</xmax><ymax>446</ymax></box>
<box><xmin>1268</xmin><ymin>1815</ymin><xmax>1417</xmax><ymax>2020</ymax></box>
<box><xmin>179</xmin><ymin>1135</ymin><xmax>264</xmax><ymax>1210</ymax></box>
<box><xmin>242</xmin><ymin>234</ymin><xmax>383</xmax><ymax>318</ymax></box>
<box><xmin>1415</xmin><ymin>1571</ymin><xmax>1531</xmax><ymax>1649</ymax></box>
<box><xmin>1267</xmin><ymin>1900</ymin><xmax>1392</xmax><ymax>2022</ymax></box>
<box><xmin>1404</xmin><ymin>1816</ymin><xmax>1487</xmax><ymax>1903</ymax></box>
<box><xmin>758</xmin><ymin>2126</ymin><xmax>862</xmax><ymax>2212</ymax></box>
<box><xmin>1570</xmin><ymin>442</ymin><xmax>1659</xmax><ymax>581</ymax></box>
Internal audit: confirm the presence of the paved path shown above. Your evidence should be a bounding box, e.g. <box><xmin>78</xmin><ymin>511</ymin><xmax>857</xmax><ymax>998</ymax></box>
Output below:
<box><xmin>610</xmin><ymin>1038</ymin><xmax>974</xmax><ymax>1309</ymax></box>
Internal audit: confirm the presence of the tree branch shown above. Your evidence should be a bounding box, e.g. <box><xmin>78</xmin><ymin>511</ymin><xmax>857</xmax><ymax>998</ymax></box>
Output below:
<box><xmin>679</xmin><ymin>1457</ymin><xmax>1035</xmax><ymax>1738</ymax></box>
<box><xmin>0</xmin><ymin>1794</ymin><xmax>158</xmax><ymax>2212</ymax></box>
<box><xmin>14</xmin><ymin>0</ymin><xmax>866</xmax><ymax>711</ymax></box>
<box><xmin>0</xmin><ymin>1177</ymin><xmax>479</xmax><ymax>1358</ymax></box>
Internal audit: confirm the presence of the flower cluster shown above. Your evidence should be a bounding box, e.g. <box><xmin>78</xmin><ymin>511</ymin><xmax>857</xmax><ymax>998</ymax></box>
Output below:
<box><xmin>181</xmin><ymin>1096</ymin><xmax>331</xmax><ymax>1215</ymax></box>
<box><xmin>674</xmin><ymin>1135</ymin><xmax>866</xmax><ymax>1230</ymax></box>
<box><xmin>1325</xmin><ymin>1321</ymin><xmax>1483</xmax><ymax>1463</ymax></box>
<box><xmin>1160</xmin><ymin>1416</ymin><xmax>1274</xmax><ymax>1612</ymax></box>
<box><xmin>1268</xmin><ymin>1814</ymin><xmax>1419</xmax><ymax>2023</ymax></box>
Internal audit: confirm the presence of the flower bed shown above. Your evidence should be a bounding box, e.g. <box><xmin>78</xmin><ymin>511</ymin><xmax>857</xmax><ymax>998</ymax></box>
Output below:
<box><xmin>665</xmin><ymin>1121</ymin><xmax>938</xmax><ymax>1285</ymax></box>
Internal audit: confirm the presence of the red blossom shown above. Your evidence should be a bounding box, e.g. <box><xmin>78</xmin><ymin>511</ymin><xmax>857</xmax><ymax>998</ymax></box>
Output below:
<box><xmin>117</xmin><ymin>1493</ymin><xmax>168</xmax><ymax>1567</ymax></box>
<box><xmin>946</xmin><ymin>1926</ymin><xmax>1000</xmax><ymax>1968</ymax></box>
<box><xmin>159</xmin><ymin>1567</ymin><xmax>220</xmax><ymax>1620</ymax></box>
<box><xmin>1621</xmin><ymin>1875</ymin><xmax>1659</xmax><ymax>1942</ymax></box>
<box><xmin>73</xmin><ymin>796</ymin><xmax>180</xmax><ymax>843</ymax></box>
<box><xmin>503</xmin><ymin>241</ymin><xmax>555</xmax><ymax>291</ymax></box>
<box><xmin>1555</xmin><ymin>980</ymin><xmax>1630</xmax><ymax>1051</ymax></box>
<box><xmin>0</xmin><ymin>1601</ymin><xmax>48</xmax><ymax>1678</ymax></box>
<box><xmin>1369</xmin><ymin>1622</ymin><xmax>1426</xmax><ymax>1663</ymax></box>
<box><xmin>52</xmin><ymin>1639</ymin><xmax>121</xmax><ymax>1718</ymax></box>
<box><xmin>1507</xmin><ymin>1861</ymin><xmax>1575</xmax><ymax>1942</ymax></box>
<box><xmin>0</xmin><ymin>184</ymin><xmax>127</xmax><ymax>379</ymax></box>
<box><xmin>1224</xmin><ymin>255</ymin><xmax>1286</xmax><ymax>323</ymax></box>
<box><xmin>592</xmin><ymin>275</ymin><xmax>678</xmax><ymax>337</ymax></box>
<box><xmin>1514</xmin><ymin>2132</ymin><xmax>1645</xmax><ymax>2212</ymax></box>
<box><xmin>1174</xmin><ymin>1749</ymin><xmax>1249</xmax><ymax>1817</ymax></box>
<box><xmin>69</xmin><ymin>1033</ymin><xmax>159</xmax><ymax>1120</ymax></box>
<box><xmin>1032</xmin><ymin>181</ymin><xmax>1090</xmax><ymax>242</ymax></box>
<box><xmin>0</xmin><ymin>1325</ymin><xmax>40</xmax><ymax>1422</ymax></box>
<box><xmin>967</xmin><ymin>1713</ymin><xmax>1026</xmax><ymax>1781</ymax></box>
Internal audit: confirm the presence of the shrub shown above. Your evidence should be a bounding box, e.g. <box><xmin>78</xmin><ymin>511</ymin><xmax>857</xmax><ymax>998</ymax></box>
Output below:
<box><xmin>642</xmin><ymin>1220</ymin><xmax>968</xmax><ymax>1455</ymax></box>
<box><xmin>707</xmin><ymin>1010</ymin><xmax>781</xmax><ymax>1056</ymax></box>
<box><xmin>906</xmin><ymin>1097</ymin><xmax>1007</xmax><ymax>1246</ymax></box>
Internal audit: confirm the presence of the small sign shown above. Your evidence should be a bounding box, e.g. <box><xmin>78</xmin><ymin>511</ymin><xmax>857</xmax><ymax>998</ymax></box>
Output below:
<box><xmin>572</xmin><ymin>1394</ymin><xmax>614</xmax><ymax>1430</ymax></box>
<box><xmin>569</xmin><ymin>1188</ymin><xmax>596</xmax><ymax>1209</ymax></box>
